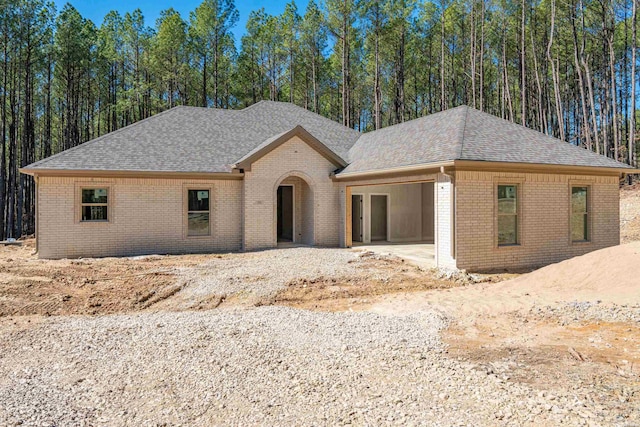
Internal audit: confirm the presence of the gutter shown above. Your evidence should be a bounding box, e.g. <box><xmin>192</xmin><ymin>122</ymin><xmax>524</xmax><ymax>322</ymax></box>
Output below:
<box><xmin>453</xmin><ymin>160</ymin><xmax>640</xmax><ymax>175</ymax></box>
<box><xmin>332</xmin><ymin>159</ymin><xmax>639</xmax><ymax>181</ymax></box>
<box><xmin>439</xmin><ymin>166</ymin><xmax>455</xmax><ymax>181</ymax></box>
<box><xmin>332</xmin><ymin>161</ymin><xmax>455</xmax><ymax>180</ymax></box>
<box><xmin>19</xmin><ymin>168</ymin><xmax>244</xmax><ymax>180</ymax></box>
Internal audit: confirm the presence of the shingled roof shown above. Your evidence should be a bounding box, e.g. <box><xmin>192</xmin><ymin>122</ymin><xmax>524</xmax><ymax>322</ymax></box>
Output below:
<box><xmin>339</xmin><ymin>105</ymin><xmax>633</xmax><ymax>175</ymax></box>
<box><xmin>23</xmin><ymin>101</ymin><xmax>360</xmax><ymax>174</ymax></box>
<box><xmin>22</xmin><ymin>102</ymin><xmax>633</xmax><ymax>176</ymax></box>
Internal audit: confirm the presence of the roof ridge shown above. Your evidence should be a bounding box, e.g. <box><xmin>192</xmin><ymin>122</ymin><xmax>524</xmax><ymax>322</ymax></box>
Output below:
<box><xmin>240</xmin><ymin>100</ymin><xmax>269</xmax><ymax>112</ymax></box>
<box><xmin>27</xmin><ymin>107</ymin><xmax>181</xmax><ymax>168</ymax></box>
<box><xmin>290</xmin><ymin>103</ymin><xmax>360</xmax><ymax>133</ymax></box>
<box><xmin>457</xmin><ymin>105</ymin><xmax>470</xmax><ymax>159</ymax></box>
<box><xmin>362</xmin><ymin>104</ymin><xmax>469</xmax><ymax>135</ymax></box>
<box><xmin>175</xmin><ymin>105</ymin><xmax>235</xmax><ymax>112</ymax></box>
<box><xmin>241</xmin><ymin>100</ymin><xmax>362</xmax><ymax>136</ymax></box>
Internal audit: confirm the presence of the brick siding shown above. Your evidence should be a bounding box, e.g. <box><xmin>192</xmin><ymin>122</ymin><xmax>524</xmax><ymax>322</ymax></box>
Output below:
<box><xmin>455</xmin><ymin>171</ymin><xmax>620</xmax><ymax>271</ymax></box>
<box><xmin>35</xmin><ymin>158</ymin><xmax>622</xmax><ymax>272</ymax></box>
<box><xmin>37</xmin><ymin>176</ymin><xmax>242</xmax><ymax>258</ymax></box>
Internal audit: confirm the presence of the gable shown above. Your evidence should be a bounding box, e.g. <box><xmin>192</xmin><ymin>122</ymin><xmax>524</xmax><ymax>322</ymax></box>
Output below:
<box><xmin>234</xmin><ymin>126</ymin><xmax>347</xmax><ymax>172</ymax></box>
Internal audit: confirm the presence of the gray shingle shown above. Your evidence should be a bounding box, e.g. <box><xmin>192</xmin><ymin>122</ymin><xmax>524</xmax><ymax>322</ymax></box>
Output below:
<box><xmin>342</xmin><ymin>106</ymin><xmax>468</xmax><ymax>174</ymax></box>
<box><xmin>234</xmin><ymin>129</ymin><xmax>292</xmax><ymax>165</ymax></box>
<box><xmin>340</xmin><ymin>105</ymin><xmax>632</xmax><ymax>174</ymax></box>
<box><xmin>25</xmin><ymin>101</ymin><xmax>360</xmax><ymax>173</ymax></box>
<box><xmin>24</xmin><ymin>102</ymin><xmax>632</xmax><ymax>175</ymax></box>
<box><xmin>459</xmin><ymin>107</ymin><xmax>629</xmax><ymax>168</ymax></box>
<box><xmin>240</xmin><ymin>101</ymin><xmax>360</xmax><ymax>162</ymax></box>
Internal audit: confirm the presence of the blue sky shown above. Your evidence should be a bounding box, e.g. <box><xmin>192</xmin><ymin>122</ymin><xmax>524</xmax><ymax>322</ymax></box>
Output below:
<box><xmin>52</xmin><ymin>0</ymin><xmax>310</xmax><ymax>44</ymax></box>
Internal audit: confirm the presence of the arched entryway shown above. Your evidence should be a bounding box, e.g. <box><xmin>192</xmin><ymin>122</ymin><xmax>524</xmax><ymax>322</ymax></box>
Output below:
<box><xmin>274</xmin><ymin>172</ymin><xmax>315</xmax><ymax>246</ymax></box>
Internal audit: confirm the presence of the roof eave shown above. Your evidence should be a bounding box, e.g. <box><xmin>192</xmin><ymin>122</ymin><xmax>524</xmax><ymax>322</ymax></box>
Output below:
<box><xmin>332</xmin><ymin>158</ymin><xmax>638</xmax><ymax>181</ymax></box>
<box><xmin>332</xmin><ymin>161</ymin><xmax>456</xmax><ymax>181</ymax></box>
<box><xmin>19</xmin><ymin>168</ymin><xmax>244</xmax><ymax>180</ymax></box>
<box><xmin>454</xmin><ymin>160</ymin><xmax>639</xmax><ymax>175</ymax></box>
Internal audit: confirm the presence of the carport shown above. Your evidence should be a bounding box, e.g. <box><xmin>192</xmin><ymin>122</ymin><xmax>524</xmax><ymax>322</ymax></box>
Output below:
<box><xmin>346</xmin><ymin>180</ymin><xmax>437</xmax><ymax>267</ymax></box>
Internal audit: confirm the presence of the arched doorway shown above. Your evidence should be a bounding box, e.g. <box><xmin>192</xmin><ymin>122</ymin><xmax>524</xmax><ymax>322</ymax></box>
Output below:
<box><xmin>274</xmin><ymin>172</ymin><xmax>315</xmax><ymax>246</ymax></box>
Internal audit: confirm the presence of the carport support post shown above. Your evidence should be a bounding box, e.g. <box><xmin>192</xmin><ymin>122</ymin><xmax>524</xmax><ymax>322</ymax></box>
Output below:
<box><xmin>34</xmin><ymin>174</ymin><xmax>39</xmax><ymax>255</ymax></box>
<box><xmin>435</xmin><ymin>170</ymin><xmax>457</xmax><ymax>269</ymax></box>
<box><xmin>346</xmin><ymin>186</ymin><xmax>352</xmax><ymax>247</ymax></box>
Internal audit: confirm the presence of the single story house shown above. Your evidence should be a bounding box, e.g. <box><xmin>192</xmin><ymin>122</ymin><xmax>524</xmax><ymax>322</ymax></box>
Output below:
<box><xmin>21</xmin><ymin>101</ymin><xmax>636</xmax><ymax>271</ymax></box>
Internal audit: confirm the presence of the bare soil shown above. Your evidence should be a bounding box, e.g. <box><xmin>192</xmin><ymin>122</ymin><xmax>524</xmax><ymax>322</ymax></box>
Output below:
<box><xmin>0</xmin><ymin>242</ymin><xmax>465</xmax><ymax>316</ymax></box>
<box><xmin>444</xmin><ymin>316</ymin><xmax>640</xmax><ymax>412</ymax></box>
<box><xmin>365</xmin><ymin>241</ymin><xmax>640</xmax><ymax>421</ymax></box>
<box><xmin>0</xmin><ymin>241</ymin><xmax>216</xmax><ymax>316</ymax></box>
<box><xmin>269</xmin><ymin>253</ymin><xmax>465</xmax><ymax>311</ymax></box>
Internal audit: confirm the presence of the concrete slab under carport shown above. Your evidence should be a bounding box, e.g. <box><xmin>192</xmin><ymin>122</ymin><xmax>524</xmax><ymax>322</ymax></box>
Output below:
<box><xmin>352</xmin><ymin>242</ymin><xmax>436</xmax><ymax>269</ymax></box>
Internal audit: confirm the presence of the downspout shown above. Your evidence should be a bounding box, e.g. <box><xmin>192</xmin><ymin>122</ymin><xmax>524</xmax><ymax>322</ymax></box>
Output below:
<box><xmin>440</xmin><ymin>166</ymin><xmax>456</xmax><ymax>261</ymax></box>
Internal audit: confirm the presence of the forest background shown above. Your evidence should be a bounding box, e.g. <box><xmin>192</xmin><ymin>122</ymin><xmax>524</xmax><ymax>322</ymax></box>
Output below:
<box><xmin>1</xmin><ymin>0</ymin><xmax>638</xmax><ymax>237</ymax></box>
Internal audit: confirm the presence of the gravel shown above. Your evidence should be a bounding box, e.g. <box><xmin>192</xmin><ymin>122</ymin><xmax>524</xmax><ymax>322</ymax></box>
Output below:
<box><xmin>1</xmin><ymin>246</ymin><xmax>637</xmax><ymax>426</ymax></box>
<box><xmin>529</xmin><ymin>301</ymin><xmax>640</xmax><ymax>324</ymax></box>
<box><xmin>0</xmin><ymin>305</ymin><xmax>623</xmax><ymax>426</ymax></box>
<box><xmin>173</xmin><ymin>247</ymin><xmax>384</xmax><ymax>303</ymax></box>
<box><xmin>432</xmin><ymin>267</ymin><xmax>490</xmax><ymax>285</ymax></box>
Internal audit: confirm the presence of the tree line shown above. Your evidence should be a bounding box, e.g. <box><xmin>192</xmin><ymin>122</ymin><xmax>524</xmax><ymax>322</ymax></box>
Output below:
<box><xmin>1</xmin><ymin>0</ymin><xmax>638</xmax><ymax>238</ymax></box>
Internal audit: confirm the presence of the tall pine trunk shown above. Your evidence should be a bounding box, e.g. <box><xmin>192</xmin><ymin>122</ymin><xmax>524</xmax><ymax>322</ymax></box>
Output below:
<box><xmin>202</xmin><ymin>53</ymin><xmax>208</xmax><ymax>107</ymax></box>
<box><xmin>520</xmin><ymin>0</ymin><xmax>526</xmax><ymax>125</ymax></box>
<box><xmin>630</xmin><ymin>0</ymin><xmax>637</xmax><ymax>166</ymax></box>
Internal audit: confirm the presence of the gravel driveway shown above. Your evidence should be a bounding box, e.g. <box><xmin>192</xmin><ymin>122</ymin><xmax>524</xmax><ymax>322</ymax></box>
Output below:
<box><xmin>0</xmin><ymin>306</ymin><xmax>603</xmax><ymax>426</ymax></box>
<box><xmin>1</xmin><ymin>244</ymin><xmax>637</xmax><ymax>426</ymax></box>
<box><xmin>154</xmin><ymin>247</ymin><xmax>397</xmax><ymax>310</ymax></box>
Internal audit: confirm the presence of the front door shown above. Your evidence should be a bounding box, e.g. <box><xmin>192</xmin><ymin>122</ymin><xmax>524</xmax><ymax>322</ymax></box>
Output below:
<box><xmin>351</xmin><ymin>194</ymin><xmax>363</xmax><ymax>242</ymax></box>
<box><xmin>370</xmin><ymin>194</ymin><xmax>388</xmax><ymax>241</ymax></box>
<box><xmin>277</xmin><ymin>185</ymin><xmax>294</xmax><ymax>242</ymax></box>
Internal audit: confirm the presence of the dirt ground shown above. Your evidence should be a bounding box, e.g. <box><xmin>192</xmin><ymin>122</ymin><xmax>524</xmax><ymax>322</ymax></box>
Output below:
<box><xmin>0</xmin><ymin>241</ymin><xmax>466</xmax><ymax>317</ymax></box>
<box><xmin>269</xmin><ymin>253</ymin><xmax>507</xmax><ymax>311</ymax></box>
<box><xmin>1</xmin><ymin>185</ymin><xmax>639</xmax><ymax>424</ymax></box>
<box><xmin>0</xmin><ymin>241</ymin><xmax>207</xmax><ymax>316</ymax></box>
<box><xmin>444</xmin><ymin>318</ymin><xmax>640</xmax><ymax>423</ymax></box>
